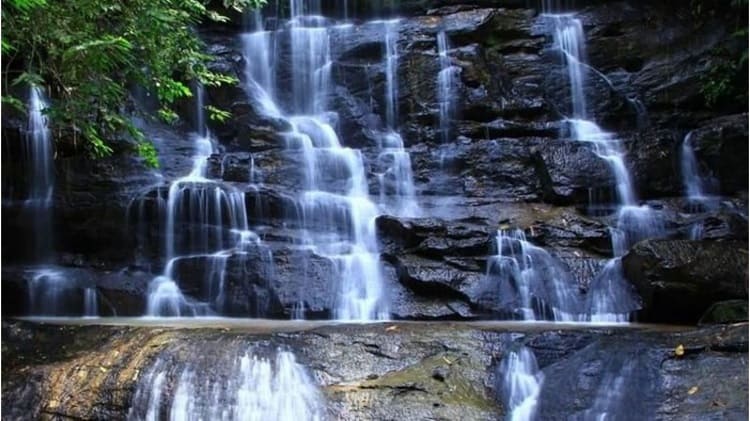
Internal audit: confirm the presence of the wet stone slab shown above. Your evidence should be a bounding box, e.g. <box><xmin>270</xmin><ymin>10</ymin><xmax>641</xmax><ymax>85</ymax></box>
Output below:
<box><xmin>1</xmin><ymin>320</ymin><xmax>747</xmax><ymax>420</ymax></box>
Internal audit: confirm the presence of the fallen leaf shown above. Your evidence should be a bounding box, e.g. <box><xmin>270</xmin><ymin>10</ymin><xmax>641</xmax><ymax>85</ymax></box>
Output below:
<box><xmin>385</xmin><ymin>325</ymin><xmax>398</xmax><ymax>332</ymax></box>
<box><xmin>688</xmin><ymin>386</ymin><xmax>699</xmax><ymax>395</ymax></box>
<box><xmin>442</xmin><ymin>356</ymin><xmax>457</xmax><ymax>365</ymax></box>
<box><xmin>674</xmin><ymin>344</ymin><xmax>685</xmax><ymax>357</ymax></box>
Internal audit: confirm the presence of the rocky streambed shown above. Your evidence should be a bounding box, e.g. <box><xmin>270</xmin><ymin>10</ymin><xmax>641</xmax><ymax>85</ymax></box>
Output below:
<box><xmin>2</xmin><ymin>320</ymin><xmax>747</xmax><ymax>420</ymax></box>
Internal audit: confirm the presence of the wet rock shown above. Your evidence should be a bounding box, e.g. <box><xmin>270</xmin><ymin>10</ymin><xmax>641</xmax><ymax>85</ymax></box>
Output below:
<box><xmin>622</xmin><ymin>239</ymin><xmax>749</xmax><ymax>324</ymax></box>
<box><xmin>172</xmin><ymin>249</ymin><xmax>285</xmax><ymax>318</ymax></box>
<box><xmin>525</xmin><ymin>208</ymin><xmax>613</xmax><ymax>256</ymax></box>
<box><xmin>623</xmin><ymin>129</ymin><xmax>682</xmax><ymax>199</ymax></box>
<box><xmin>0</xmin><ymin>266</ymin><xmax>149</xmax><ymax>317</ymax></box>
<box><xmin>270</xmin><ymin>247</ymin><xmax>338</xmax><ymax>318</ymax></box>
<box><xmin>207</xmin><ymin>152</ymin><xmax>253</xmax><ymax>182</ymax></box>
<box><xmin>532</xmin><ymin>140</ymin><xmax>616</xmax><ymax>204</ymax></box>
<box><xmin>689</xmin><ymin>113</ymin><xmax>749</xmax><ymax>196</ymax></box>
<box><xmin>410</xmin><ymin>138</ymin><xmax>542</xmax><ymax>199</ymax></box>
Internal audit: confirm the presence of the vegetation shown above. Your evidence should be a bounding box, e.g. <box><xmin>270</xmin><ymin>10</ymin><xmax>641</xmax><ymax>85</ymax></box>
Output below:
<box><xmin>691</xmin><ymin>0</ymin><xmax>748</xmax><ymax>108</ymax></box>
<box><xmin>2</xmin><ymin>0</ymin><xmax>264</xmax><ymax>167</ymax></box>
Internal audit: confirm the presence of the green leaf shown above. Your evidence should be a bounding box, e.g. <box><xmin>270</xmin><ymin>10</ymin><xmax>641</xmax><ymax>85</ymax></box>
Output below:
<box><xmin>205</xmin><ymin>105</ymin><xmax>231</xmax><ymax>123</ymax></box>
<box><xmin>12</xmin><ymin>72</ymin><xmax>44</xmax><ymax>87</ymax></box>
<box><xmin>2</xmin><ymin>95</ymin><xmax>26</xmax><ymax>114</ymax></box>
<box><xmin>136</xmin><ymin>140</ymin><xmax>159</xmax><ymax>168</ymax></box>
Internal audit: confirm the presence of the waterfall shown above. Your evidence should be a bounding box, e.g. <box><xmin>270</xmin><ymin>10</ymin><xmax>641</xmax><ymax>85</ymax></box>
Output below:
<box><xmin>499</xmin><ymin>347</ymin><xmax>543</xmax><ymax>421</ymax></box>
<box><xmin>28</xmin><ymin>268</ymin><xmax>66</xmax><ymax>316</ymax></box>
<box><xmin>375</xmin><ymin>19</ymin><xmax>420</xmax><ymax>217</ymax></box>
<box><xmin>545</xmin><ymin>13</ymin><xmax>663</xmax><ymax>322</ymax></box>
<box><xmin>83</xmin><ymin>288</ymin><xmax>98</xmax><ymax>318</ymax></box>
<box><xmin>681</xmin><ymin>131</ymin><xmax>707</xmax><ymax>201</ymax></box>
<box><xmin>23</xmin><ymin>86</ymin><xmax>55</xmax><ymax>261</ymax></box>
<box><xmin>487</xmin><ymin>230</ymin><xmax>582</xmax><ymax>321</ymax></box>
<box><xmin>580</xmin><ymin>360</ymin><xmax>637</xmax><ymax>419</ymax></box>
<box><xmin>129</xmin><ymin>349</ymin><xmax>324</xmax><ymax>420</ymax></box>
<box><xmin>383</xmin><ymin>19</ymin><xmax>399</xmax><ymax>130</ymax></box>
<box><xmin>145</xmin><ymin>84</ymin><xmax>269</xmax><ymax>317</ymax></box>
<box><xmin>436</xmin><ymin>30</ymin><xmax>459</xmax><ymax>145</ymax></box>
<box><xmin>681</xmin><ymin>130</ymin><xmax>719</xmax><ymax>211</ymax></box>
<box><xmin>238</xmin><ymin>1</ymin><xmax>409</xmax><ymax>320</ymax></box>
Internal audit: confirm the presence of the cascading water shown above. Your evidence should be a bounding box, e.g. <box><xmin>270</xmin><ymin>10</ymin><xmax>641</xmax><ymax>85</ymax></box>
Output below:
<box><xmin>680</xmin><ymin>131</ymin><xmax>721</xmax><ymax>239</ymax></box>
<box><xmin>375</xmin><ymin>19</ymin><xmax>420</xmax><ymax>217</ymax></box>
<box><xmin>579</xmin><ymin>360</ymin><xmax>638</xmax><ymax>420</ymax></box>
<box><xmin>129</xmin><ymin>349</ymin><xmax>324</xmax><ymax>420</ymax></box>
<box><xmin>682</xmin><ymin>131</ymin><xmax>708</xmax><ymax>201</ymax></box>
<box><xmin>681</xmin><ymin>131</ymin><xmax>718</xmax><ymax>209</ymax></box>
<box><xmin>238</xmin><ymin>2</ymin><xmax>425</xmax><ymax>320</ymax></box>
<box><xmin>499</xmin><ymin>347</ymin><xmax>543</xmax><ymax>421</ymax></box>
<box><xmin>487</xmin><ymin>230</ymin><xmax>582</xmax><ymax>321</ymax></box>
<box><xmin>544</xmin><ymin>12</ymin><xmax>663</xmax><ymax>322</ymax></box>
<box><xmin>436</xmin><ymin>30</ymin><xmax>459</xmax><ymax>146</ymax></box>
<box><xmin>23</xmin><ymin>86</ymin><xmax>55</xmax><ymax>261</ymax></box>
<box><xmin>145</xmin><ymin>85</ymin><xmax>270</xmax><ymax>317</ymax></box>
<box><xmin>83</xmin><ymin>288</ymin><xmax>98</xmax><ymax>318</ymax></box>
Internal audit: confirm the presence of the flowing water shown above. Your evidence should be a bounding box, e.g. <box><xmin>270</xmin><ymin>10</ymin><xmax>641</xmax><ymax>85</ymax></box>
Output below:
<box><xmin>129</xmin><ymin>348</ymin><xmax>324</xmax><ymax>421</ymax></box>
<box><xmin>145</xmin><ymin>85</ymin><xmax>272</xmax><ymax>317</ymax></box>
<box><xmin>436</xmin><ymin>30</ymin><xmax>460</xmax><ymax>147</ymax></box>
<box><xmin>236</xmin><ymin>5</ymin><xmax>422</xmax><ymax>320</ymax></box>
<box><xmin>376</xmin><ymin>19</ymin><xmax>420</xmax><ymax>216</ymax></box>
<box><xmin>21</xmin><ymin>87</ymin><xmax>55</xmax><ymax>261</ymax></box>
<box><xmin>540</xmin><ymin>13</ymin><xmax>664</xmax><ymax>322</ymax></box>
<box><xmin>486</xmin><ymin>230</ymin><xmax>582</xmax><ymax>321</ymax></box>
<box><xmin>681</xmin><ymin>130</ymin><xmax>720</xmax><ymax>215</ymax></box>
<box><xmin>83</xmin><ymin>288</ymin><xmax>98</xmax><ymax>318</ymax></box>
<box><xmin>499</xmin><ymin>347</ymin><xmax>543</xmax><ymax>421</ymax></box>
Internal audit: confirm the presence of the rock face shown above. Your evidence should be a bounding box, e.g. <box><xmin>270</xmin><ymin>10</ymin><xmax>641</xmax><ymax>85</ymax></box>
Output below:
<box><xmin>2</xmin><ymin>321</ymin><xmax>747</xmax><ymax>420</ymax></box>
<box><xmin>1</xmin><ymin>0</ymin><xmax>747</xmax><ymax>321</ymax></box>
<box><xmin>623</xmin><ymin>239</ymin><xmax>749</xmax><ymax>324</ymax></box>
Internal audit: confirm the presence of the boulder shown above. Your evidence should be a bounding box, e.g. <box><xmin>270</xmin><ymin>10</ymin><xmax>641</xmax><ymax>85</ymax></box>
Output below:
<box><xmin>622</xmin><ymin>239</ymin><xmax>749</xmax><ymax>323</ymax></box>
<box><xmin>532</xmin><ymin>140</ymin><xmax>616</xmax><ymax>204</ymax></box>
<box><xmin>690</xmin><ymin>113</ymin><xmax>749</xmax><ymax>196</ymax></box>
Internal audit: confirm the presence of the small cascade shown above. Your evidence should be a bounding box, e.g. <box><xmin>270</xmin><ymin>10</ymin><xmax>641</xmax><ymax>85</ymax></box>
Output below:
<box><xmin>288</xmin><ymin>10</ymin><xmax>332</xmax><ymax>115</ymax></box>
<box><xmin>129</xmin><ymin>349</ymin><xmax>324</xmax><ymax>420</ymax></box>
<box><xmin>376</xmin><ymin>131</ymin><xmax>419</xmax><ymax>216</ymax></box>
<box><xmin>487</xmin><ymin>230</ymin><xmax>582</xmax><ymax>321</ymax></box>
<box><xmin>580</xmin><ymin>360</ymin><xmax>638</xmax><ymax>419</ymax></box>
<box><xmin>28</xmin><ymin>269</ymin><xmax>66</xmax><ymax>316</ymax></box>
<box><xmin>26</xmin><ymin>267</ymin><xmax>107</xmax><ymax>317</ymax></box>
<box><xmin>383</xmin><ymin>19</ymin><xmax>399</xmax><ymax>129</ymax></box>
<box><xmin>549</xmin><ymin>15</ymin><xmax>588</xmax><ymax>118</ymax></box>
<box><xmin>83</xmin><ymin>288</ymin><xmax>98</xmax><ymax>318</ymax></box>
<box><xmin>144</xmin><ymin>84</ymin><xmax>269</xmax><ymax>317</ymax></box>
<box><xmin>499</xmin><ymin>347</ymin><xmax>543</xmax><ymax>421</ymax></box>
<box><xmin>375</xmin><ymin>19</ymin><xmax>420</xmax><ymax>217</ymax></box>
<box><xmin>436</xmin><ymin>30</ymin><xmax>459</xmax><ymax>145</ymax></box>
<box><xmin>681</xmin><ymin>131</ymin><xmax>718</xmax><ymax>210</ymax></box>
<box><xmin>681</xmin><ymin>131</ymin><xmax>707</xmax><ymax>201</ymax></box>
<box><xmin>288</xmin><ymin>115</ymin><xmax>388</xmax><ymax>320</ymax></box>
